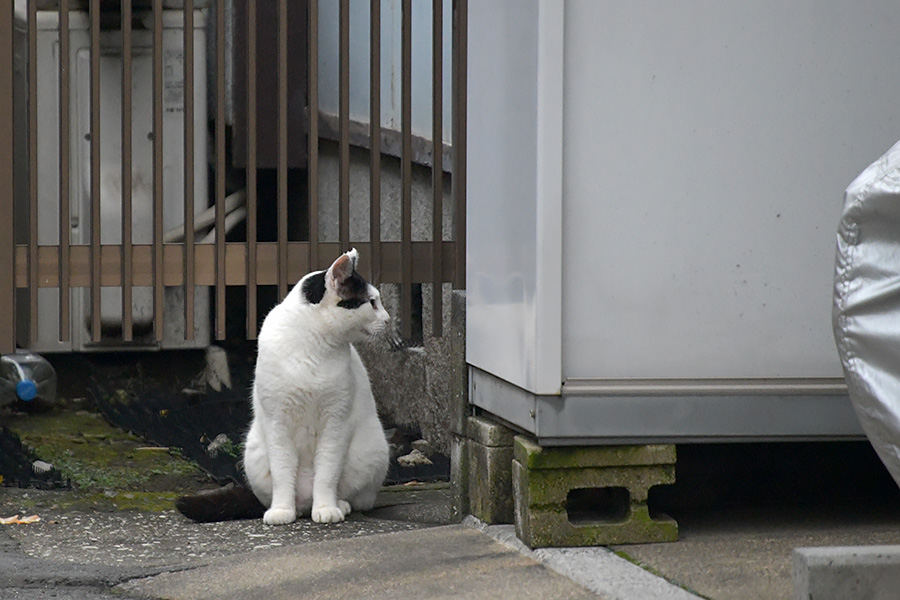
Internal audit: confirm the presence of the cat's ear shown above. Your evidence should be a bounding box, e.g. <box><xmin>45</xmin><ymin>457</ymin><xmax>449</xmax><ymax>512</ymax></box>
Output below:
<box><xmin>346</xmin><ymin>248</ymin><xmax>359</xmax><ymax>271</ymax></box>
<box><xmin>327</xmin><ymin>248</ymin><xmax>358</xmax><ymax>286</ymax></box>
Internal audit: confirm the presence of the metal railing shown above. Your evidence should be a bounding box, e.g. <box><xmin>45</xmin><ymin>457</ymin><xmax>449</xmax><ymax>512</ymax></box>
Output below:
<box><xmin>0</xmin><ymin>0</ymin><xmax>467</xmax><ymax>354</ymax></box>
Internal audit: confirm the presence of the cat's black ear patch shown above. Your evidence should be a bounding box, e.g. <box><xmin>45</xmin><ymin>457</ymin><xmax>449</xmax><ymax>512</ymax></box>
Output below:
<box><xmin>302</xmin><ymin>272</ymin><xmax>327</xmax><ymax>304</ymax></box>
<box><xmin>337</xmin><ymin>297</ymin><xmax>367</xmax><ymax>310</ymax></box>
<box><xmin>339</xmin><ymin>270</ymin><xmax>368</xmax><ymax>298</ymax></box>
<box><xmin>336</xmin><ymin>271</ymin><xmax>369</xmax><ymax>309</ymax></box>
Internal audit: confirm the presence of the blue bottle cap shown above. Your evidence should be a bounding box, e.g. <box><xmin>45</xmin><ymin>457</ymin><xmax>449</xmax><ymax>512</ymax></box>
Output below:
<box><xmin>16</xmin><ymin>380</ymin><xmax>37</xmax><ymax>401</ymax></box>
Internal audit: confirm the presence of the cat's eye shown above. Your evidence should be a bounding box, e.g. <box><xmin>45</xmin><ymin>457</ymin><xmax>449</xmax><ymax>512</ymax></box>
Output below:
<box><xmin>370</xmin><ymin>299</ymin><xmax>377</xmax><ymax>309</ymax></box>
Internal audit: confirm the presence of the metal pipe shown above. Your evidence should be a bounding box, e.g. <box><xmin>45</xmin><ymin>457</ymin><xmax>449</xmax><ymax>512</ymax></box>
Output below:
<box><xmin>339</xmin><ymin>0</ymin><xmax>350</xmax><ymax>253</ymax></box>
<box><xmin>432</xmin><ymin>0</ymin><xmax>443</xmax><ymax>336</ymax></box>
<box><xmin>121</xmin><ymin>0</ymin><xmax>133</xmax><ymax>341</ymax></box>
<box><xmin>152</xmin><ymin>0</ymin><xmax>164</xmax><ymax>341</ymax></box>
<box><xmin>90</xmin><ymin>0</ymin><xmax>101</xmax><ymax>342</ymax></box>
<box><xmin>369</xmin><ymin>0</ymin><xmax>381</xmax><ymax>285</ymax></box>
<box><xmin>246</xmin><ymin>0</ymin><xmax>258</xmax><ymax>339</ymax></box>
<box><xmin>200</xmin><ymin>207</ymin><xmax>247</xmax><ymax>245</ymax></box>
<box><xmin>308</xmin><ymin>0</ymin><xmax>319</xmax><ymax>271</ymax></box>
<box><xmin>452</xmin><ymin>0</ymin><xmax>467</xmax><ymax>290</ymax></box>
<box><xmin>163</xmin><ymin>190</ymin><xmax>245</xmax><ymax>244</ymax></box>
<box><xmin>0</xmin><ymin>1</ymin><xmax>14</xmax><ymax>354</ymax></box>
<box><xmin>215</xmin><ymin>0</ymin><xmax>226</xmax><ymax>339</ymax></box>
<box><xmin>277</xmin><ymin>0</ymin><xmax>288</xmax><ymax>298</ymax></box>
<box><xmin>401</xmin><ymin>0</ymin><xmax>412</xmax><ymax>339</ymax></box>
<box><xmin>28</xmin><ymin>0</ymin><xmax>39</xmax><ymax>343</ymax></box>
<box><xmin>59</xmin><ymin>0</ymin><xmax>71</xmax><ymax>342</ymax></box>
<box><xmin>183</xmin><ymin>0</ymin><xmax>195</xmax><ymax>340</ymax></box>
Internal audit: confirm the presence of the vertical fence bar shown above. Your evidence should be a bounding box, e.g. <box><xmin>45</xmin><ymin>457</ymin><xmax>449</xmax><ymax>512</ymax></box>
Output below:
<box><xmin>58</xmin><ymin>0</ymin><xmax>70</xmax><ymax>341</ymax></box>
<box><xmin>431</xmin><ymin>0</ymin><xmax>443</xmax><ymax>336</ymax></box>
<box><xmin>0</xmin><ymin>1</ymin><xmax>13</xmax><ymax>354</ymax></box>
<box><xmin>246</xmin><ymin>0</ymin><xmax>258</xmax><ymax>339</ymax></box>
<box><xmin>277</xmin><ymin>0</ymin><xmax>288</xmax><ymax>299</ymax></box>
<box><xmin>369</xmin><ymin>0</ymin><xmax>381</xmax><ymax>284</ymax></box>
<box><xmin>339</xmin><ymin>0</ymin><xmax>350</xmax><ymax>253</ymax></box>
<box><xmin>27</xmin><ymin>0</ymin><xmax>39</xmax><ymax>343</ymax></box>
<box><xmin>215</xmin><ymin>0</ymin><xmax>226</xmax><ymax>338</ymax></box>
<box><xmin>400</xmin><ymin>0</ymin><xmax>412</xmax><ymax>338</ymax></box>
<box><xmin>308</xmin><ymin>0</ymin><xmax>319</xmax><ymax>271</ymax></box>
<box><xmin>452</xmin><ymin>0</ymin><xmax>467</xmax><ymax>290</ymax></box>
<box><xmin>90</xmin><ymin>0</ymin><xmax>102</xmax><ymax>342</ymax></box>
<box><xmin>183</xmin><ymin>0</ymin><xmax>195</xmax><ymax>340</ymax></box>
<box><xmin>153</xmin><ymin>0</ymin><xmax>164</xmax><ymax>341</ymax></box>
<box><xmin>121</xmin><ymin>0</ymin><xmax>133</xmax><ymax>341</ymax></box>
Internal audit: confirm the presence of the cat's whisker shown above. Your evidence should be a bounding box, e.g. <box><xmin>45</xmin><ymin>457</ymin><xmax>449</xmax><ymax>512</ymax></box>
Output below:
<box><xmin>385</xmin><ymin>331</ymin><xmax>424</xmax><ymax>353</ymax></box>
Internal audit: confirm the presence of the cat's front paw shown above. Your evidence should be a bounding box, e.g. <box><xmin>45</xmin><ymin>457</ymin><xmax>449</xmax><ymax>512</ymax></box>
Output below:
<box><xmin>311</xmin><ymin>504</ymin><xmax>345</xmax><ymax>524</ymax></box>
<box><xmin>338</xmin><ymin>499</ymin><xmax>352</xmax><ymax>516</ymax></box>
<box><xmin>263</xmin><ymin>506</ymin><xmax>297</xmax><ymax>526</ymax></box>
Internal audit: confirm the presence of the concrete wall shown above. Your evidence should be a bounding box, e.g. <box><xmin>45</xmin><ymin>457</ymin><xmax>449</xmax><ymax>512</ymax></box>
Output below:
<box><xmin>314</xmin><ymin>140</ymin><xmax>459</xmax><ymax>454</ymax></box>
<box><xmin>357</xmin><ymin>283</ymin><xmax>456</xmax><ymax>454</ymax></box>
<box><xmin>317</xmin><ymin>0</ymin><xmax>453</xmax><ymax>144</ymax></box>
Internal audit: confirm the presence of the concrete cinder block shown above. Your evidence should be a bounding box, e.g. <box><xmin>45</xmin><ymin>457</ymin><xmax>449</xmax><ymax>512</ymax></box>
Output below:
<box><xmin>467</xmin><ymin>416</ymin><xmax>516</xmax><ymax>524</ymax></box>
<box><xmin>449</xmin><ymin>434</ymin><xmax>469</xmax><ymax>522</ymax></box>
<box><xmin>468</xmin><ymin>443</ymin><xmax>514</xmax><ymax>524</ymax></box>
<box><xmin>793</xmin><ymin>545</ymin><xmax>900</xmax><ymax>600</ymax></box>
<box><xmin>449</xmin><ymin>291</ymin><xmax>468</xmax><ymax>436</ymax></box>
<box><xmin>514</xmin><ymin>437</ymin><xmax>676</xmax><ymax>471</ymax></box>
<box><xmin>468</xmin><ymin>415</ymin><xmax>515</xmax><ymax>448</ymax></box>
<box><xmin>513</xmin><ymin>436</ymin><xmax>678</xmax><ymax>548</ymax></box>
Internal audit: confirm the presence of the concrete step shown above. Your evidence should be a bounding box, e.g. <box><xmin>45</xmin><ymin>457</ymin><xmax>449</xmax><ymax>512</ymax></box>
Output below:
<box><xmin>793</xmin><ymin>545</ymin><xmax>900</xmax><ymax>600</ymax></box>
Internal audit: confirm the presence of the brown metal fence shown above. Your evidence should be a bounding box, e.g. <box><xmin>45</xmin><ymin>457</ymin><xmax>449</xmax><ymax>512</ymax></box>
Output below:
<box><xmin>0</xmin><ymin>0</ymin><xmax>467</xmax><ymax>355</ymax></box>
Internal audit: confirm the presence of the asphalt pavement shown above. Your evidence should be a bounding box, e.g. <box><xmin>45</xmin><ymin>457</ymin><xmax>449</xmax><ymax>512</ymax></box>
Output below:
<box><xmin>0</xmin><ymin>485</ymin><xmax>608</xmax><ymax>600</ymax></box>
<box><xmin>4</xmin><ymin>479</ymin><xmax>900</xmax><ymax>599</ymax></box>
<box><xmin>2</xmin><ymin>483</ymin><xmax>704</xmax><ymax>600</ymax></box>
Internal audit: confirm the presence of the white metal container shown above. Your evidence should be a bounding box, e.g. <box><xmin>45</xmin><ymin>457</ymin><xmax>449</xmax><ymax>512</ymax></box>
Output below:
<box><xmin>466</xmin><ymin>0</ymin><xmax>900</xmax><ymax>444</ymax></box>
<box><xmin>14</xmin><ymin>9</ymin><xmax>209</xmax><ymax>352</ymax></box>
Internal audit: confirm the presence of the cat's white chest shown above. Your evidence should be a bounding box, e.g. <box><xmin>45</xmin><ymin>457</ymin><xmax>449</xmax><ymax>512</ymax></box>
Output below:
<box><xmin>255</xmin><ymin>313</ymin><xmax>354</xmax><ymax>412</ymax></box>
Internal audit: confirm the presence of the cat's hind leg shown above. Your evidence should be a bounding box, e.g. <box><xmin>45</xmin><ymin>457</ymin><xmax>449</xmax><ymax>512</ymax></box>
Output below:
<box><xmin>339</xmin><ymin>424</ymin><xmax>389</xmax><ymax>513</ymax></box>
<box><xmin>348</xmin><ymin>486</ymin><xmax>378</xmax><ymax>513</ymax></box>
<box><xmin>243</xmin><ymin>419</ymin><xmax>273</xmax><ymax>508</ymax></box>
<box><xmin>337</xmin><ymin>499</ymin><xmax>352</xmax><ymax>516</ymax></box>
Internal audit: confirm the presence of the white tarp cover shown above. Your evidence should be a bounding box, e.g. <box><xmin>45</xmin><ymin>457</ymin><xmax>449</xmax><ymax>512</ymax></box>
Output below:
<box><xmin>834</xmin><ymin>139</ymin><xmax>900</xmax><ymax>489</ymax></box>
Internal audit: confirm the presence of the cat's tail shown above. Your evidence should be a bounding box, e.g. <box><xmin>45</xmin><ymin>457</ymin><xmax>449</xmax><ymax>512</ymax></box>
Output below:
<box><xmin>175</xmin><ymin>482</ymin><xmax>266</xmax><ymax>523</ymax></box>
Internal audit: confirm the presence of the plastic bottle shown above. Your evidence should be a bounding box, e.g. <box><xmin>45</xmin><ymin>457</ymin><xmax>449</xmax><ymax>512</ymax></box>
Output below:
<box><xmin>0</xmin><ymin>352</ymin><xmax>56</xmax><ymax>409</ymax></box>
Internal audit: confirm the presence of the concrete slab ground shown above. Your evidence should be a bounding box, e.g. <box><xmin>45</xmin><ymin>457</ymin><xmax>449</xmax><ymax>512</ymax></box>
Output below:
<box><xmin>120</xmin><ymin>525</ymin><xmax>599</xmax><ymax>600</ymax></box>
<box><xmin>6</xmin><ymin>414</ymin><xmax>900</xmax><ymax>600</ymax></box>
<box><xmin>0</xmin><ymin>485</ymin><xmax>450</xmax><ymax>570</ymax></box>
<box><xmin>613</xmin><ymin>505</ymin><xmax>900</xmax><ymax>600</ymax></box>
<box><xmin>6</xmin><ymin>484</ymin><xmax>900</xmax><ymax>599</ymax></box>
<box><xmin>793</xmin><ymin>544</ymin><xmax>900</xmax><ymax>600</ymax></box>
<box><xmin>468</xmin><ymin>517</ymin><xmax>701</xmax><ymax>600</ymax></box>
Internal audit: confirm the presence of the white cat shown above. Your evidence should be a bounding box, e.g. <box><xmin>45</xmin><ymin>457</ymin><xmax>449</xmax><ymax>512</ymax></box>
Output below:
<box><xmin>242</xmin><ymin>249</ymin><xmax>391</xmax><ymax>525</ymax></box>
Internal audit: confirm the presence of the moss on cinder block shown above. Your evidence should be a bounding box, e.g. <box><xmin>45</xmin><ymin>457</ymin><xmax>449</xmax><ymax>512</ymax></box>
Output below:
<box><xmin>523</xmin><ymin>464</ymin><xmax>674</xmax><ymax>506</ymax></box>
<box><xmin>514</xmin><ymin>436</ymin><xmax>675</xmax><ymax>471</ymax></box>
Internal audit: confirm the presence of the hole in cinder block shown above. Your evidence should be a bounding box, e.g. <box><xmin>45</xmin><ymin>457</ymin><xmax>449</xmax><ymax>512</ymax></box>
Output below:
<box><xmin>566</xmin><ymin>487</ymin><xmax>631</xmax><ymax>524</ymax></box>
